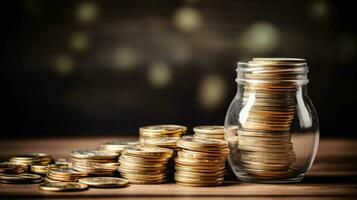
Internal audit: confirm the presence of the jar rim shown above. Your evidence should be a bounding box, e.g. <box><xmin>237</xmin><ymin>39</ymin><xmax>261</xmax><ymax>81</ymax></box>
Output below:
<box><xmin>236</xmin><ymin>59</ymin><xmax>309</xmax><ymax>85</ymax></box>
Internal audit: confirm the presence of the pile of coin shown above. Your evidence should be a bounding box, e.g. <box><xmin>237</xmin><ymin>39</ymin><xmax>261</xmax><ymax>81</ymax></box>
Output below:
<box><xmin>236</xmin><ymin>58</ymin><xmax>302</xmax><ymax>180</ymax></box>
<box><xmin>10</xmin><ymin>153</ymin><xmax>53</xmax><ymax>166</ymax></box>
<box><xmin>175</xmin><ymin>136</ymin><xmax>228</xmax><ymax>186</ymax></box>
<box><xmin>193</xmin><ymin>126</ymin><xmax>225</xmax><ymax>140</ymax></box>
<box><xmin>139</xmin><ymin>125</ymin><xmax>187</xmax><ymax>141</ymax></box>
<box><xmin>118</xmin><ymin>146</ymin><xmax>173</xmax><ymax>184</ymax></box>
<box><xmin>70</xmin><ymin>150</ymin><xmax>120</xmax><ymax>176</ymax></box>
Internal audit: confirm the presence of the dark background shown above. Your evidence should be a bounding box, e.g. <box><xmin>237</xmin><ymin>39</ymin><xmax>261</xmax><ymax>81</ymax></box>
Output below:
<box><xmin>2</xmin><ymin>0</ymin><xmax>356</xmax><ymax>138</ymax></box>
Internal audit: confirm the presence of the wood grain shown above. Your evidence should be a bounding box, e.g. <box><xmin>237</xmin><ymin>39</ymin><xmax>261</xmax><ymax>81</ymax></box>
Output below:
<box><xmin>0</xmin><ymin>137</ymin><xmax>357</xmax><ymax>199</ymax></box>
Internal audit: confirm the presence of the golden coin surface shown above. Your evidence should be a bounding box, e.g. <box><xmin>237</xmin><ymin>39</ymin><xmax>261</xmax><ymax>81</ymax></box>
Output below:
<box><xmin>78</xmin><ymin>177</ymin><xmax>129</xmax><ymax>188</ymax></box>
<box><xmin>177</xmin><ymin>136</ymin><xmax>227</xmax><ymax>151</ymax></box>
<box><xmin>193</xmin><ymin>126</ymin><xmax>224</xmax><ymax>134</ymax></box>
<box><xmin>123</xmin><ymin>146</ymin><xmax>173</xmax><ymax>158</ymax></box>
<box><xmin>140</xmin><ymin>125</ymin><xmax>187</xmax><ymax>133</ymax></box>
<box><xmin>0</xmin><ymin>173</ymin><xmax>43</xmax><ymax>184</ymax></box>
<box><xmin>71</xmin><ymin>150</ymin><xmax>119</xmax><ymax>159</ymax></box>
<box><xmin>39</xmin><ymin>182</ymin><xmax>88</xmax><ymax>192</ymax></box>
<box><xmin>0</xmin><ymin>162</ymin><xmax>29</xmax><ymax>174</ymax></box>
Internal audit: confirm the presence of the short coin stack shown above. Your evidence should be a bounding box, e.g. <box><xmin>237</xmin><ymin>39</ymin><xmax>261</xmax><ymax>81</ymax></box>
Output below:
<box><xmin>70</xmin><ymin>150</ymin><xmax>120</xmax><ymax>176</ymax></box>
<box><xmin>118</xmin><ymin>146</ymin><xmax>173</xmax><ymax>184</ymax></box>
<box><xmin>175</xmin><ymin>136</ymin><xmax>228</xmax><ymax>186</ymax></box>
<box><xmin>237</xmin><ymin>58</ymin><xmax>302</xmax><ymax>180</ymax></box>
<box><xmin>47</xmin><ymin>167</ymin><xmax>88</xmax><ymax>182</ymax></box>
<box><xmin>10</xmin><ymin>153</ymin><xmax>53</xmax><ymax>166</ymax></box>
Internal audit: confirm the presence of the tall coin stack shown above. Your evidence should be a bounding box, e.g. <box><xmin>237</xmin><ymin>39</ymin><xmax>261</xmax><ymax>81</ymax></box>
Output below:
<box><xmin>70</xmin><ymin>150</ymin><xmax>120</xmax><ymax>176</ymax></box>
<box><xmin>118</xmin><ymin>146</ymin><xmax>173</xmax><ymax>184</ymax></box>
<box><xmin>237</xmin><ymin>58</ymin><xmax>303</xmax><ymax>180</ymax></box>
<box><xmin>193</xmin><ymin>126</ymin><xmax>236</xmax><ymax>180</ymax></box>
<box><xmin>175</xmin><ymin>136</ymin><xmax>228</xmax><ymax>186</ymax></box>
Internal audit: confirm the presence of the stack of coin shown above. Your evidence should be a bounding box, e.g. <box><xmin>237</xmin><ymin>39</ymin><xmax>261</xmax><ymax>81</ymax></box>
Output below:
<box><xmin>236</xmin><ymin>58</ymin><xmax>302</xmax><ymax>180</ymax></box>
<box><xmin>0</xmin><ymin>173</ymin><xmax>43</xmax><ymax>184</ymax></box>
<box><xmin>175</xmin><ymin>136</ymin><xmax>228</xmax><ymax>186</ymax></box>
<box><xmin>118</xmin><ymin>146</ymin><xmax>173</xmax><ymax>184</ymax></box>
<box><xmin>0</xmin><ymin>162</ymin><xmax>29</xmax><ymax>174</ymax></box>
<box><xmin>101</xmin><ymin>141</ymin><xmax>139</xmax><ymax>154</ymax></box>
<box><xmin>10</xmin><ymin>153</ymin><xmax>53</xmax><ymax>165</ymax></box>
<box><xmin>193</xmin><ymin>126</ymin><xmax>237</xmax><ymax>180</ymax></box>
<box><xmin>70</xmin><ymin>150</ymin><xmax>120</xmax><ymax>176</ymax></box>
<box><xmin>193</xmin><ymin>126</ymin><xmax>225</xmax><ymax>140</ymax></box>
<box><xmin>140</xmin><ymin>137</ymin><xmax>181</xmax><ymax>181</ymax></box>
<box><xmin>47</xmin><ymin>167</ymin><xmax>88</xmax><ymax>182</ymax></box>
<box><xmin>139</xmin><ymin>125</ymin><xmax>187</xmax><ymax>141</ymax></box>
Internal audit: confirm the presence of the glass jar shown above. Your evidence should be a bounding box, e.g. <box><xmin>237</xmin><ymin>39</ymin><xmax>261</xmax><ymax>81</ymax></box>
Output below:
<box><xmin>224</xmin><ymin>58</ymin><xmax>319</xmax><ymax>183</ymax></box>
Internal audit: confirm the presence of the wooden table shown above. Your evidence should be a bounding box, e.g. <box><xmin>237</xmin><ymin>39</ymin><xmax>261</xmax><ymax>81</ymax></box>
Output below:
<box><xmin>1</xmin><ymin>137</ymin><xmax>357</xmax><ymax>199</ymax></box>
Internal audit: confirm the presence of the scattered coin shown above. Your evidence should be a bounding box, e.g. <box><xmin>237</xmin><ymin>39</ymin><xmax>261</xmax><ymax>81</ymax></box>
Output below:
<box><xmin>0</xmin><ymin>173</ymin><xmax>43</xmax><ymax>184</ymax></box>
<box><xmin>78</xmin><ymin>177</ymin><xmax>129</xmax><ymax>188</ymax></box>
<box><xmin>0</xmin><ymin>162</ymin><xmax>29</xmax><ymax>174</ymax></box>
<box><xmin>39</xmin><ymin>182</ymin><xmax>88</xmax><ymax>192</ymax></box>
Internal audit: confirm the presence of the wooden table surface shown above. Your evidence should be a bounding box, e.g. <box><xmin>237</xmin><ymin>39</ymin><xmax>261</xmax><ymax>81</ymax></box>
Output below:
<box><xmin>1</xmin><ymin>137</ymin><xmax>357</xmax><ymax>200</ymax></box>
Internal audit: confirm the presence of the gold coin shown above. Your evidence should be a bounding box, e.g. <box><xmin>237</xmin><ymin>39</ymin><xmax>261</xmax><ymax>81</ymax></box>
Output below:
<box><xmin>140</xmin><ymin>125</ymin><xmax>187</xmax><ymax>134</ymax></box>
<box><xmin>39</xmin><ymin>182</ymin><xmax>88</xmax><ymax>192</ymax></box>
<box><xmin>101</xmin><ymin>141</ymin><xmax>139</xmax><ymax>152</ymax></box>
<box><xmin>78</xmin><ymin>177</ymin><xmax>129</xmax><ymax>188</ymax></box>
<box><xmin>193</xmin><ymin>126</ymin><xmax>224</xmax><ymax>134</ymax></box>
<box><xmin>31</xmin><ymin>164</ymin><xmax>48</xmax><ymax>175</ymax></box>
<box><xmin>177</xmin><ymin>136</ymin><xmax>228</xmax><ymax>152</ymax></box>
<box><xmin>0</xmin><ymin>173</ymin><xmax>43</xmax><ymax>184</ymax></box>
<box><xmin>0</xmin><ymin>162</ymin><xmax>29</xmax><ymax>174</ymax></box>
<box><xmin>123</xmin><ymin>146</ymin><xmax>173</xmax><ymax>158</ymax></box>
<box><xmin>71</xmin><ymin>150</ymin><xmax>119</xmax><ymax>160</ymax></box>
<box><xmin>141</xmin><ymin>137</ymin><xmax>179</xmax><ymax>148</ymax></box>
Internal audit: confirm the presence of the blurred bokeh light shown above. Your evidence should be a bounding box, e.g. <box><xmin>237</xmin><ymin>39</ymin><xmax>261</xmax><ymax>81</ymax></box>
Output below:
<box><xmin>2</xmin><ymin>0</ymin><xmax>357</xmax><ymax>138</ymax></box>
